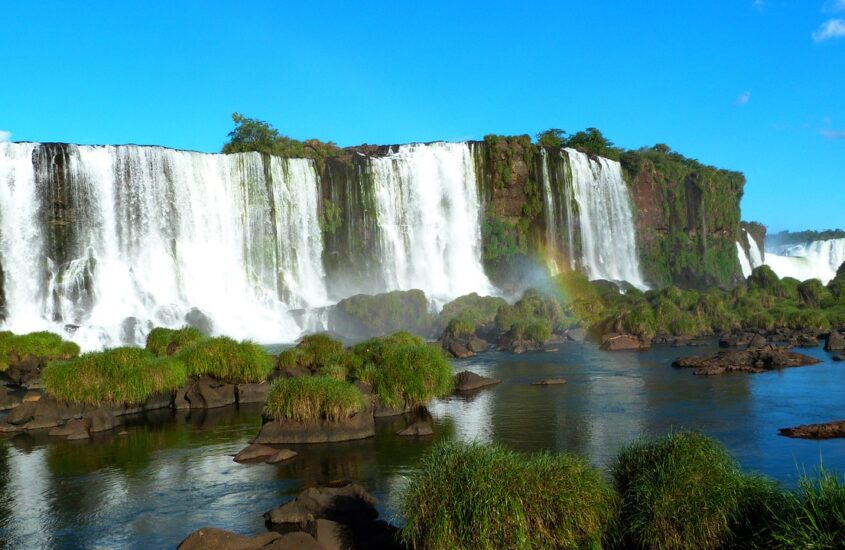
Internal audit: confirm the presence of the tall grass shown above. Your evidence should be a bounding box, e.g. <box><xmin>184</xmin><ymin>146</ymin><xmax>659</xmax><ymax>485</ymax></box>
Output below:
<box><xmin>352</xmin><ymin>333</ymin><xmax>453</xmax><ymax>408</ymax></box>
<box><xmin>772</xmin><ymin>468</ymin><xmax>845</xmax><ymax>548</ymax></box>
<box><xmin>0</xmin><ymin>330</ymin><xmax>80</xmax><ymax>370</ymax></box>
<box><xmin>611</xmin><ymin>431</ymin><xmax>747</xmax><ymax>549</ymax></box>
<box><xmin>263</xmin><ymin>375</ymin><xmax>364</xmax><ymax>422</ymax></box>
<box><xmin>145</xmin><ymin>326</ymin><xmax>202</xmax><ymax>356</ymax></box>
<box><xmin>277</xmin><ymin>333</ymin><xmax>346</xmax><ymax>371</ymax></box>
<box><xmin>400</xmin><ymin>440</ymin><xmax>617</xmax><ymax>550</ymax></box>
<box><xmin>176</xmin><ymin>337</ymin><xmax>273</xmax><ymax>383</ymax></box>
<box><xmin>43</xmin><ymin>348</ymin><xmax>187</xmax><ymax>406</ymax></box>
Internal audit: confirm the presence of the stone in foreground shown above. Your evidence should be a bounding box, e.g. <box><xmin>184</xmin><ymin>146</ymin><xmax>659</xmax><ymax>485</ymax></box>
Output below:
<box><xmin>177</xmin><ymin>527</ymin><xmax>322</xmax><ymax>549</ymax></box>
<box><xmin>454</xmin><ymin>370</ymin><xmax>500</xmax><ymax>392</ymax></box>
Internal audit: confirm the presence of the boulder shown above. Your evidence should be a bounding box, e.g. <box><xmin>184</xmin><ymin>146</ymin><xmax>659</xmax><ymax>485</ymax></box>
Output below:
<box><xmin>5</xmin><ymin>353</ymin><xmax>46</xmax><ymax>388</ymax></box>
<box><xmin>272</xmin><ymin>532</ymin><xmax>325</xmax><ymax>549</ymax></box>
<box><xmin>48</xmin><ymin>418</ymin><xmax>90</xmax><ymax>440</ymax></box>
<box><xmin>143</xmin><ymin>392</ymin><xmax>173</xmax><ymax>412</ymax></box>
<box><xmin>467</xmin><ymin>336</ymin><xmax>488</xmax><ymax>353</ymax></box>
<box><xmin>674</xmin><ymin>348</ymin><xmax>821</xmax><ymax>375</ymax></box>
<box><xmin>255</xmin><ymin>405</ymin><xmax>375</xmax><ymax>445</ymax></box>
<box><xmin>825</xmin><ymin>331</ymin><xmax>845</xmax><ymax>352</ymax></box>
<box><xmin>373</xmin><ymin>402</ymin><xmax>414</xmax><ymax>418</ymax></box>
<box><xmin>396</xmin><ymin>421</ymin><xmax>433</xmax><ymax>437</ymax></box>
<box><xmin>237</xmin><ymin>383</ymin><xmax>269</xmax><ymax>404</ymax></box>
<box><xmin>177</xmin><ymin>527</ymin><xmax>283</xmax><ymax>550</ymax></box>
<box><xmin>185</xmin><ymin>307</ymin><xmax>214</xmax><ymax>336</ymax></box>
<box><xmin>22</xmin><ymin>391</ymin><xmax>41</xmax><ymax>403</ymax></box>
<box><xmin>0</xmin><ymin>387</ymin><xmax>21</xmax><ymax>411</ymax></box>
<box><xmin>779</xmin><ymin>420</ymin><xmax>845</xmax><ymax>439</ymax></box>
<box><xmin>266</xmin><ymin>449</ymin><xmax>298</xmax><ymax>464</ymax></box>
<box><xmin>173</xmin><ymin>387</ymin><xmax>190</xmax><ymax>410</ymax></box>
<box><xmin>565</xmin><ymin>328</ymin><xmax>587</xmax><ymax>342</ymax></box>
<box><xmin>6</xmin><ymin>398</ymin><xmax>78</xmax><ymax>430</ymax></box>
<box><xmin>314</xmin><ymin>518</ymin><xmax>349</xmax><ymax>550</ymax></box>
<box><xmin>833</xmin><ymin>354</ymin><xmax>844</xmax><ymax>362</ymax></box>
<box><xmin>447</xmin><ymin>342</ymin><xmax>473</xmax><ymax>359</ymax></box>
<box><xmin>531</xmin><ymin>378</ymin><xmax>567</xmax><ymax>386</ymax></box>
<box><xmin>185</xmin><ymin>377</ymin><xmax>236</xmax><ymax>409</ymax></box>
<box><xmin>747</xmin><ymin>334</ymin><xmax>768</xmax><ymax>349</ymax></box>
<box><xmin>234</xmin><ymin>443</ymin><xmax>279</xmax><ymax>463</ymax></box>
<box><xmin>453</xmin><ymin>370</ymin><xmax>500</xmax><ymax>392</ymax></box>
<box><xmin>86</xmin><ymin>409</ymin><xmax>120</xmax><ymax>433</ymax></box>
<box><xmin>601</xmin><ymin>333</ymin><xmax>647</xmax><ymax>351</ymax></box>
<box><xmin>795</xmin><ymin>334</ymin><xmax>820</xmax><ymax>348</ymax></box>
<box><xmin>264</xmin><ymin>483</ymin><xmax>378</xmax><ymax>528</ymax></box>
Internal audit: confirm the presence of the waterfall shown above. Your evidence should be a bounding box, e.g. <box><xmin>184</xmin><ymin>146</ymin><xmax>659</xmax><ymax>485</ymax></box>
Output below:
<box><xmin>0</xmin><ymin>143</ymin><xmax>326</xmax><ymax>350</ymax></box>
<box><xmin>369</xmin><ymin>143</ymin><xmax>491</xmax><ymax>304</ymax></box>
<box><xmin>765</xmin><ymin>238</ymin><xmax>845</xmax><ymax>284</ymax></box>
<box><xmin>736</xmin><ymin>229</ymin><xmax>765</xmax><ymax>278</ymax></box>
<box><xmin>556</xmin><ymin>148</ymin><xmax>646</xmax><ymax>288</ymax></box>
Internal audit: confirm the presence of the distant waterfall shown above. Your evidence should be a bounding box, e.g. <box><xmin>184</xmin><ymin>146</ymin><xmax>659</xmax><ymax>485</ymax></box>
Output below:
<box><xmin>736</xmin><ymin>229</ymin><xmax>765</xmax><ymax>278</ymax></box>
<box><xmin>0</xmin><ymin>143</ymin><xmax>325</xmax><ymax>350</ymax></box>
<box><xmin>541</xmin><ymin>147</ymin><xmax>646</xmax><ymax>288</ymax></box>
<box><xmin>370</xmin><ymin>143</ymin><xmax>491</xmax><ymax>304</ymax></box>
<box><xmin>765</xmin><ymin>238</ymin><xmax>845</xmax><ymax>284</ymax></box>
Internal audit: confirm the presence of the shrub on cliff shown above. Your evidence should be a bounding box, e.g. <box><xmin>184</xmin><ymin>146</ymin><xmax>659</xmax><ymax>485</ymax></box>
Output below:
<box><xmin>263</xmin><ymin>375</ymin><xmax>363</xmax><ymax>423</ymax></box>
<box><xmin>0</xmin><ymin>331</ymin><xmax>80</xmax><ymax>371</ymax></box>
<box><xmin>176</xmin><ymin>337</ymin><xmax>273</xmax><ymax>383</ymax></box>
<box><xmin>43</xmin><ymin>348</ymin><xmax>187</xmax><ymax>406</ymax></box>
<box><xmin>611</xmin><ymin>432</ymin><xmax>750</xmax><ymax>550</ymax></box>
<box><xmin>351</xmin><ymin>333</ymin><xmax>453</xmax><ymax>408</ymax></box>
<box><xmin>400</xmin><ymin>440</ymin><xmax>617</xmax><ymax>550</ymax></box>
<box><xmin>145</xmin><ymin>326</ymin><xmax>202</xmax><ymax>357</ymax></box>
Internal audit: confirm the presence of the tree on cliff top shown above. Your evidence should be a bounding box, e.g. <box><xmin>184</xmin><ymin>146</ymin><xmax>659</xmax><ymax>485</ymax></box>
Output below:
<box><xmin>222</xmin><ymin>113</ymin><xmax>341</xmax><ymax>159</ymax></box>
<box><xmin>534</xmin><ymin>127</ymin><xmax>622</xmax><ymax>159</ymax></box>
<box><xmin>535</xmin><ymin>128</ymin><xmax>566</xmax><ymax>148</ymax></box>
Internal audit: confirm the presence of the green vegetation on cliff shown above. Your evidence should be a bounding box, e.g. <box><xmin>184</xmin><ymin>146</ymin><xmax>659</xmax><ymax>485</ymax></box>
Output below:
<box><xmin>769</xmin><ymin>229</ymin><xmax>845</xmax><ymax>246</ymax></box>
<box><xmin>145</xmin><ymin>326</ymin><xmax>202</xmax><ymax>357</ymax></box>
<box><xmin>175</xmin><ymin>337</ymin><xmax>274</xmax><ymax>384</ymax></box>
<box><xmin>0</xmin><ymin>331</ymin><xmax>79</xmax><ymax>371</ymax></box>
<box><xmin>222</xmin><ymin>113</ymin><xmax>342</xmax><ymax>160</ymax></box>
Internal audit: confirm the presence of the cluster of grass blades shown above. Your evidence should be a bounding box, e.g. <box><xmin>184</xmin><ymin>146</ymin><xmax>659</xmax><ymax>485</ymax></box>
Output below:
<box><xmin>263</xmin><ymin>375</ymin><xmax>364</xmax><ymax>423</ymax></box>
<box><xmin>0</xmin><ymin>330</ymin><xmax>80</xmax><ymax>371</ymax></box>
<box><xmin>144</xmin><ymin>326</ymin><xmax>203</xmax><ymax>357</ymax></box>
<box><xmin>175</xmin><ymin>336</ymin><xmax>273</xmax><ymax>383</ymax></box>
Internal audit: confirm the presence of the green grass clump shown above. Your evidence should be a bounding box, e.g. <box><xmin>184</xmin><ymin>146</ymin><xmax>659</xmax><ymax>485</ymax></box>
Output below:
<box><xmin>0</xmin><ymin>331</ymin><xmax>80</xmax><ymax>371</ymax></box>
<box><xmin>144</xmin><ymin>326</ymin><xmax>202</xmax><ymax>356</ymax></box>
<box><xmin>401</xmin><ymin>440</ymin><xmax>617</xmax><ymax>550</ymax></box>
<box><xmin>277</xmin><ymin>333</ymin><xmax>346</xmax><ymax>372</ymax></box>
<box><xmin>352</xmin><ymin>334</ymin><xmax>453</xmax><ymax>408</ymax></box>
<box><xmin>771</xmin><ymin>469</ymin><xmax>845</xmax><ymax>548</ymax></box>
<box><xmin>263</xmin><ymin>375</ymin><xmax>364</xmax><ymax>422</ymax></box>
<box><xmin>438</xmin><ymin>293</ymin><xmax>508</xmax><ymax>334</ymax></box>
<box><xmin>43</xmin><ymin>348</ymin><xmax>187</xmax><ymax>406</ymax></box>
<box><xmin>611</xmin><ymin>431</ymin><xmax>747</xmax><ymax>550</ymax></box>
<box><xmin>176</xmin><ymin>337</ymin><xmax>273</xmax><ymax>383</ymax></box>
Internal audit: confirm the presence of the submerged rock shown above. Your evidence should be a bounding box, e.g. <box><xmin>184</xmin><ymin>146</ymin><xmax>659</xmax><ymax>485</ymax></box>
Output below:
<box><xmin>453</xmin><ymin>370</ymin><xmax>500</xmax><ymax>392</ymax></box>
<box><xmin>177</xmin><ymin>527</ymin><xmax>288</xmax><ymax>549</ymax></box>
<box><xmin>779</xmin><ymin>420</ymin><xmax>845</xmax><ymax>439</ymax></box>
<box><xmin>531</xmin><ymin>378</ymin><xmax>567</xmax><ymax>386</ymax></box>
<box><xmin>396</xmin><ymin>421</ymin><xmax>433</xmax><ymax>437</ymax></box>
<box><xmin>673</xmin><ymin>348</ymin><xmax>821</xmax><ymax>375</ymax></box>
<box><xmin>266</xmin><ymin>449</ymin><xmax>298</xmax><ymax>464</ymax></box>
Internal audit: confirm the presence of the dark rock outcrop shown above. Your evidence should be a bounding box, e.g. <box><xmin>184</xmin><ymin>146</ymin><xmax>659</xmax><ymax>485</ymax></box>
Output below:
<box><xmin>673</xmin><ymin>348</ymin><xmax>821</xmax><ymax>375</ymax></box>
<box><xmin>185</xmin><ymin>376</ymin><xmax>237</xmax><ymax>409</ymax></box>
<box><xmin>255</xmin><ymin>397</ymin><xmax>375</xmax><ymax>444</ymax></box>
<box><xmin>453</xmin><ymin>370</ymin><xmax>500</xmax><ymax>392</ymax></box>
<box><xmin>237</xmin><ymin>383</ymin><xmax>269</xmax><ymax>404</ymax></box>
<box><xmin>531</xmin><ymin>378</ymin><xmax>567</xmax><ymax>386</ymax></box>
<box><xmin>826</xmin><ymin>331</ymin><xmax>845</xmax><ymax>352</ymax></box>
<box><xmin>601</xmin><ymin>333</ymin><xmax>648</xmax><ymax>351</ymax></box>
<box><xmin>396</xmin><ymin>421</ymin><xmax>433</xmax><ymax>437</ymax></box>
<box><xmin>234</xmin><ymin>443</ymin><xmax>281</xmax><ymax>463</ymax></box>
<box><xmin>779</xmin><ymin>420</ymin><xmax>845</xmax><ymax>439</ymax></box>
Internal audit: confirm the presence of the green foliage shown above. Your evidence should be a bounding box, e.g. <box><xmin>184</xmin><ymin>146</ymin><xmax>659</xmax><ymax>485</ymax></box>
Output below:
<box><xmin>222</xmin><ymin>112</ymin><xmax>341</xmax><ymax>159</ymax></box>
<box><xmin>319</xmin><ymin>198</ymin><xmax>343</xmax><ymax>235</ymax></box>
<box><xmin>561</xmin><ymin>127</ymin><xmax>622</xmax><ymax>160</ymax></box>
<box><xmin>535</xmin><ymin>128</ymin><xmax>566</xmax><ymax>148</ymax></box>
<box><xmin>438</xmin><ymin>293</ymin><xmax>508</xmax><ymax>335</ymax></box>
<box><xmin>0</xmin><ymin>331</ymin><xmax>80</xmax><ymax>371</ymax></box>
<box><xmin>496</xmin><ymin>289</ymin><xmax>562</xmax><ymax>343</ymax></box>
<box><xmin>612</xmin><ymin>432</ymin><xmax>748</xmax><ymax>550</ymax></box>
<box><xmin>798</xmin><ymin>279</ymin><xmax>834</xmax><ymax>308</ymax></box>
<box><xmin>769</xmin><ymin>229</ymin><xmax>845</xmax><ymax>246</ymax></box>
<box><xmin>351</xmin><ymin>333</ymin><xmax>453</xmax><ymax>408</ymax></box>
<box><xmin>481</xmin><ymin>216</ymin><xmax>526</xmax><ymax>266</ymax></box>
<box><xmin>771</xmin><ymin>469</ymin><xmax>845</xmax><ymax>548</ymax></box>
<box><xmin>335</xmin><ymin>290</ymin><xmax>434</xmax><ymax>337</ymax></box>
<box><xmin>263</xmin><ymin>375</ymin><xmax>364</xmax><ymax>422</ymax></box>
<box><xmin>400</xmin><ymin>441</ymin><xmax>618</xmax><ymax>550</ymax></box>
<box><xmin>43</xmin><ymin>348</ymin><xmax>187</xmax><ymax>406</ymax></box>
<box><xmin>145</xmin><ymin>326</ymin><xmax>202</xmax><ymax>357</ymax></box>
<box><xmin>176</xmin><ymin>337</ymin><xmax>273</xmax><ymax>383</ymax></box>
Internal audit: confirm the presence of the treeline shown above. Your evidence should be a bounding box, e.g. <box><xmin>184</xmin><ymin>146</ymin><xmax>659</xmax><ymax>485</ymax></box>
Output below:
<box><xmin>221</xmin><ymin>113</ymin><xmax>342</xmax><ymax>159</ymax></box>
<box><xmin>769</xmin><ymin>229</ymin><xmax>845</xmax><ymax>247</ymax></box>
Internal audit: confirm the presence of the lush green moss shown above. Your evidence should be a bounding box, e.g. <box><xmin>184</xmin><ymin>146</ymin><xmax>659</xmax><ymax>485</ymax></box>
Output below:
<box><xmin>0</xmin><ymin>331</ymin><xmax>80</xmax><ymax>371</ymax></box>
<box><xmin>612</xmin><ymin>432</ymin><xmax>751</xmax><ymax>550</ymax></box>
<box><xmin>277</xmin><ymin>333</ymin><xmax>345</xmax><ymax>372</ymax></box>
<box><xmin>438</xmin><ymin>293</ymin><xmax>508</xmax><ymax>335</ymax></box>
<box><xmin>351</xmin><ymin>333</ymin><xmax>453</xmax><ymax>408</ymax></box>
<box><xmin>264</xmin><ymin>375</ymin><xmax>364</xmax><ymax>422</ymax></box>
<box><xmin>176</xmin><ymin>337</ymin><xmax>273</xmax><ymax>383</ymax></box>
<box><xmin>496</xmin><ymin>289</ymin><xmax>562</xmax><ymax>343</ymax></box>
<box><xmin>400</xmin><ymin>440</ymin><xmax>617</xmax><ymax>550</ymax></box>
<box><xmin>145</xmin><ymin>326</ymin><xmax>203</xmax><ymax>357</ymax></box>
<box><xmin>335</xmin><ymin>290</ymin><xmax>434</xmax><ymax>337</ymax></box>
<box><xmin>43</xmin><ymin>348</ymin><xmax>187</xmax><ymax>406</ymax></box>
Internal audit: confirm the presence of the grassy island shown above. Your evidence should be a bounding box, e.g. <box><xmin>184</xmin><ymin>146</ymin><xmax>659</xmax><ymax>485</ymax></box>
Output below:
<box><xmin>0</xmin><ymin>330</ymin><xmax>80</xmax><ymax>371</ymax></box>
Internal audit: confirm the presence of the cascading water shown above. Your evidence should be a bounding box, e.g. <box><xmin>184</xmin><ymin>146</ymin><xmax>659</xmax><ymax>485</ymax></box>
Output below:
<box><xmin>369</xmin><ymin>143</ymin><xmax>491</xmax><ymax>304</ymax></box>
<box><xmin>0</xmin><ymin>143</ymin><xmax>326</xmax><ymax>350</ymax></box>
<box><xmin>562</xmin><ymin>148</ymin><xmax>647</xmax><ymax>288</ymax></box>
<box><xmin>764</xmin><ymin>238</ymin><xmax>845</xmax><ymax>284</ymax></box>
<box><xmin>736</xmin><ymin>229</ymin><xmax>765</xmax><ymax>278</ymax></box>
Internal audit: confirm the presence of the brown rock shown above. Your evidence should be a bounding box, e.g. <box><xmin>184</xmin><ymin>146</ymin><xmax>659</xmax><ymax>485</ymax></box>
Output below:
<box><xmin>396</xmin><ymin>421</ymin><xmax>433</xmax><ymax>437</ymax></box>
<box><xmin>264</xmin><ymin>483</ymin><xmax>377</xmax><ymax>527</ymax></box>
<box><xmin>268</xmin><ymin>532</ymin><xmax>325</xmax><ymax>550</ymax></box>
<box><xmin>779</xmin><ymin>420</ymin><xmax>845</xmax><ymax>439</ymax></box>
<box><xmin>143</xmin><ymin>392</ymin><xmax>173</xmax><ymax>412</ymax></box>
<box><xmin>234</xmin><ymin>443</ymin><xmax>279</xmax><ymax>463</ymax></box>
<box><xmin>313</xmin><ymin>518</ymin><xmax>348</xmax><ymax>550</ymax></box>
<box><xmin>0</xmin><ymin>387</ymin><xmax>21</xmax><ymax>411</ymax></box>
<box><xmin>86</xmin><ymin>409</ymin><xmax>120</xmax><ymax>433</ymax></box>
<box><xmin>454</xmin><ymin>370</ymin><xmax>500</xmax><ymax>392</ymax></box>
<box><xmin>826</xmin><ymin>331</ymin><xmax>845</xmax><ymax>352</ymax></box>
<box><xmin>674</xmin><ymin>348</ymin><xmax>821</xmax><ymax>375</ymax></box>
<box><xmin>531</xmin><ymin>378</ymin><xmax>567</xmax><ymax>386</ymax></box>
<box><xmin>22</xmin><ymin>391</ymin><xmax>41</xmax><ymax>403</ymax></box>
<box><xmin>448</xmin><ymin>342</ymin><xmax>473</xmax><ymax>359</ymax></box>
<box><xmin>237</xmin><ymin>383</ymin><xmax>269</xmax><ymax>404</ymax></box>
<box><xmin>467</xmin><ymin>336</ymin><xmax>488</xmax><ymax>353</ymax></box>
<box><xmin>601</xmin><ymin>333</ymin><xmax>648</xmax><ymax>351</ymax></box>
<box><xmin>185</xmin><ymin>376</ymin><xmax>236</xmax><ymax>409</ymax></box>
<box><xmin>255</xmin><ymin>402</ymin><xmax>375</xmax><ymax>445</ymax></box>
<box><xmin>266</xmin><ymin>449</ymin><xmax>298</xmax><ymax>464</ymax></box>
<box><xmin>174</xmin><ymin>386</ymin><xmax>190</xmax><ymax>410</ymax></box>
<box><xmin>48</xmin><ymin>418</ymin><xmax>89</xmax><ymax>439</ymax></box>
<box><xmin>177</xmin><ymin>527</ymin><xmax>282</xmax><ymax>550</ymax></box>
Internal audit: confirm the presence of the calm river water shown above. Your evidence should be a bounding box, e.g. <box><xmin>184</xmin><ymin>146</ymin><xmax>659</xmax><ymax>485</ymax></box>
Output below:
<box><xmin>1</xmin><ymin>341</ymin><xmax>843</xmax><ymax>548</ymax></box>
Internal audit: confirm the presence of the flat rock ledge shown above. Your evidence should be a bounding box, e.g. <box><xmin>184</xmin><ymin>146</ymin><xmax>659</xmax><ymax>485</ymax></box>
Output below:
<box><xmin>234</xmin><ymin>444</ymin><xmax>298</xmax><ymax>464</ymax></box>
<box><xmin>673</xmin><ymin>348</ymin><xmax>821</xmax><ymax>375</ymax></box>
<box><xmin>453</xmin><ymin>370</ymin><xmax>500</xmax><ymax>392</ymax></box>
<box><xmin>254</xmin><ymin>409</ymin><xmax>375</xmax><ymax>445</ymax></box>
<box><xmin>779</xmin><ymin>420</ymin><xmax>845</xmax><ymax>439</ymax></box>
<box><xmin>178</xmin><ymin>528</ymin><xmax>319</xmax><ymax>550</ymax></box>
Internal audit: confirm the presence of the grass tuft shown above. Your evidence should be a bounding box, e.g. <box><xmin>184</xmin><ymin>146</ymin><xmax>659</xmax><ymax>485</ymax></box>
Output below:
<box><xmin>771</xmin><ymin>468</ymin><xmax>845</xmax><ymax>548</ymax></box>
<box><xmin>0</xmin><ymin>331</ymin><xmax>80</xmax><ymax>371</ymax></box>
<box><xmin>43</xmin><ymin>348</ymin><xmax>187</xmax><ymax>406</ymax></box>
<box><xmin>400</xmin><ymin>440</ymin><xmax>617</xmax><ymax>549</ymax></box>
<box><xmin>263</xmin><ymin>375</ymin><xmax>364</xmax><ymax>422</ymax></box>
<box><xmin>176</xmin><ymin>337</ymin><xmax>273</xmax><ymax>383</ymax></box>
<box><xmin>145</xmin><ymin>326</ymin><xmax>203</xmax><ymax>356</ymax></box>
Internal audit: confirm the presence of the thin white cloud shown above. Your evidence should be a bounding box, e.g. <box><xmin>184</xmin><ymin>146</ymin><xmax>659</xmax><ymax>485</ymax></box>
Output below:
<box><xmin>821</xmin><ymin>128</ymin><xmax>845</xmax><ymax>139</ymax></box>
<box><xmin>0</xmin><ymin>130</ymin><xmax>10</xmax><ymax>142</ymax></box>
<box><xmin>735</xmin><ymin>91</ymin><xmax>751</xmax><ymax>106</ymax></box>
<box><xmin>813</xmin><ymin>18</ymin><xmax>845</xmax><ymax>42</ymax></box>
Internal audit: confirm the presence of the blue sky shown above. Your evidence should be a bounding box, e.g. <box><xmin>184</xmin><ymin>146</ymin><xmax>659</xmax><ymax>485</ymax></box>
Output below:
<box><xmin>1</xmin><ymin>1</ymin><xmax>843</xmax><ymax>232</ymax></box>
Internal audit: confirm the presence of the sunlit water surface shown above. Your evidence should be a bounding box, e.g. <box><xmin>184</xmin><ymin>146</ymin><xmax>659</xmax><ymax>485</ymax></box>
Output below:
<box><xmin>1</xmin><ymin>342</ymin><xmax>844</xmax><ymax>548</ymax></box>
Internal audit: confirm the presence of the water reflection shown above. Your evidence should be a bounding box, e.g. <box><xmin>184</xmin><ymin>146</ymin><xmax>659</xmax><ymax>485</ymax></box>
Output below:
<box><xmin>0</xmin><ymin>341</ymin><xmax>844</xmax><ymax>547</ymax></box>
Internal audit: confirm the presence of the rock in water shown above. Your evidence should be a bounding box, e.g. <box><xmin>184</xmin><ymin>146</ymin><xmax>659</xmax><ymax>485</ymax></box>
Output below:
<box><xmin>601</xmin><ymin>333</ymin><xmax>648</xmax><ymax>351</ymax></box>
<box><xmin>266</xmin><ymin>449</ymin><xmax>298</xmax><ymax>464</ymax></box>
<box><xmin>396</xmin><ymin>421</ymin><xmax>433</xmax><ymax>437</ymax></box>
<box><xmin>454</xmin><ymin>370</ymin><xmax>500</xmax><ymax>392</ymax></box>
<box><xmin>531</xmin><ymin>378</ymin><xmax>567</xmax><ymax>386</ymax></box>
<box><xmin>233</xmin><ymin>443</ymin><xmax>279</xmax><ymax>463</ymax></box>
<box><xmin>673</xmin><ymin>348</ymin><xmax>821</xmax><ymax>375</ymax></box>
<box><xmin>779</xmin><ymin>420</ymin><xmax>845</xmax><ymax>439</ymax></box>
<box><xmin>448</xmin><ymin>342</ymin><xmax>473</xmax><ymax>359</ymax></box>
<box><xmin>826</xmin><ymin>331</ymin><xmax>845</xmax><ymax>352</ymax></box>
<box><xmin>177</xmin><ymin>527</ymin><xmax>283</xmax><ymax>549</ymax></box>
